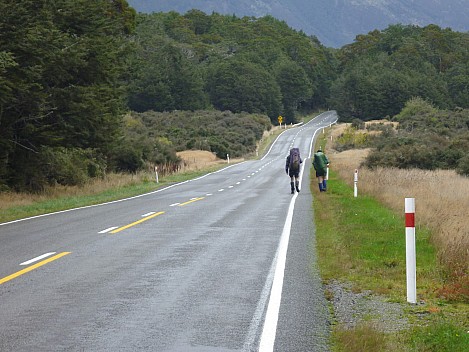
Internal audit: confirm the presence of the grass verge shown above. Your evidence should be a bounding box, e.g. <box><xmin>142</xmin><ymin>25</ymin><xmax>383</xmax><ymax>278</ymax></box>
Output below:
<box><xmin>314</xmin><ymin>170</ymin><xmax>438</xmax><ymax>297</ymax></box>
<box><xmin>313</xmin><ymin>169</ymin><xmax>469</xmax><ymax>351</ymax></box>
<box><xmin>0</xmin><ymin>166</ymin><xmax>224</xmax><ymax>224</ymax></box>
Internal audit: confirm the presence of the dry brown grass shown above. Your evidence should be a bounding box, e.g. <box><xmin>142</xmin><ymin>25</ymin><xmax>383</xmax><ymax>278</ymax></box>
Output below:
<box><xmin>365</xmin><ymin>119</ymin><xmax>399</xmax><ymax>129</ymax></box>
<box><xmin>176</xmin><ymin>150</ymin><xmax>243</xmax><ymax>172</ymax></box>
<box><xmin>0</xmin><ymin>150</ymin><xmax>235</xmax><ymax>211</ymax></box>
<box><xmin>0</xmin><ymin>172</ymin><xmax>151</xmax><ymax>210</ymax></box>
<box><xmin>328</xmin><ymin>124</ymin><xmax>469</xmax><ymax>283</ymax></box>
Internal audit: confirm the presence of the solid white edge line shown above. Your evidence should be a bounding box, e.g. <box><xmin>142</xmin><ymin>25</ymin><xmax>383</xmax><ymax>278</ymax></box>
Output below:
<box><xmin>257</xmin><ymin>172</ymin><xmax>300</xmax><ymax>352</ymax></box>
<box><xmin>254</xmin><ymin>114</ymin><xmax>338</xmax><ymax>351</ymax></box>
<box><xmin>243</xmin><ymin>237</ymin><xmax>280</xmax><ymax>351</ymax></box>
<box><xmin>20</xmin><ymin>252</ymin><xmax>56</xmax><ymax>266</ymax></box>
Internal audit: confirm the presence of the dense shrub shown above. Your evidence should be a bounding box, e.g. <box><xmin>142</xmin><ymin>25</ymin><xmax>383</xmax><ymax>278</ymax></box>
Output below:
<box><xmin>456</xmin><ymin>155</ymin><xmax>469</xmax><ymax>176</ymax></box>
<box><xmin>11</xmin><ymin>147</ymin><xmax>107</xmax><ymax>191</ymax></box>
<box><xmin>335</xmin><ymin>126</ymin><xmax>369</xmax><ymax>151</ymax></box>
<box><xmin>118</xmin><ymin>110</ymin><xmax>271</xmax><ymax>171</ymax></box>
<box><xmin>111</xmin><ymin>146</ymin><xmax>144</xmax><ymax>173</ymax></box>
<box><xmin>335</xmin><ymin>98</ymin><xmax>469</xmax><ymax>175</ymax></box>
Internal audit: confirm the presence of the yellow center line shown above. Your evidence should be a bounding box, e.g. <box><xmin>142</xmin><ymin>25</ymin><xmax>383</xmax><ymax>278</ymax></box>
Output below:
<box><xmin>110</xmin><ymin>211</ymin><xmax>165</xmax><ymax>234</ymax></box>
<box><xmin>0</xmin><ymin>252</ymin><xmax>71</xmax><ymax>285</ymax></box>
<box><xmin>178</xmin><ymin>197</ymin><xmax>205</xmax><ymax>207</ymax></box>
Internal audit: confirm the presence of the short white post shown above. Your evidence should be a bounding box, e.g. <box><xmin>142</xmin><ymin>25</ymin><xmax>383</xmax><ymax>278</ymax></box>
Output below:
<box><xmin>353</xmin><ymin>169</ymin><xmax>358</xmax><ymax>197</ymax></box>
<box><xmin>326</xmin><ymin>167</ymin><xmax>329</xmax><ymax>180</ymax></box>
<box><xmin>405</xmin><ymin>198</ymin><xmax>417</xmax><ymax>304</ymax></box>
<box><xmin>154</xmin><ymin>166</ymin><xmax>159</xmax><ymax>183</ymax></box>
<box><xmin>227</xmin><ymin>154</ymin><xmax>230</xmax><ymax>164</ymax></box>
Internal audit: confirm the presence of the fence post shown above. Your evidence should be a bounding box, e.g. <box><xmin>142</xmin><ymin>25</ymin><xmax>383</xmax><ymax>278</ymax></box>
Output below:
<box><xmin>405</xmin><ymin>198</ymin><xmax>417</xmax><ymax>304</ymax></box>
<box><xmin>354</xmin><ymin>169</ymin><xmax>358</xmax><ymax>198</ymax></box>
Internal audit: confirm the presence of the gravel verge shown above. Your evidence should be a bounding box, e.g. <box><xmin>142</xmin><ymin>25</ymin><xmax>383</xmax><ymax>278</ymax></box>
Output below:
<box><xmin>326</xmin><ymin>280</ymin><xmax>410</xmax><ymax>333</ymax></box>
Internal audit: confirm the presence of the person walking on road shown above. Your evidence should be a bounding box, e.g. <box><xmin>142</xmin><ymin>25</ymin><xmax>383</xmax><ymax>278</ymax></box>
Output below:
<box><xmin>285</xmin><ymin>147</ymin><xmax>302</xmax><ymax>194</ymax></box>
<box><xmin>313</xmin><ymin>148</ymin><xmax>329</xmax><ymax>192</ymax></box>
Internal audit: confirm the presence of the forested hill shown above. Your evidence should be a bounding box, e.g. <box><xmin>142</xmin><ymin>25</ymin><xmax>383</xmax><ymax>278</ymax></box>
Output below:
<box><xmin>0</xmin><ymin>4</ymin><xmax>333</xmax><ymax>191</ymax></box>
<box><xmin>126</xmin><ymin>0</ymin><xmax>469</xmax><ymax>48</ymax></box>
<box><xmin>1</xmin><ymin>1</ymin><xmax>468</xmax><ymax>192</ymax></box>
<box><xmin>126</xmin><ymin>11</ymin><xmax>335</xmax><ymax>122</ymax></box>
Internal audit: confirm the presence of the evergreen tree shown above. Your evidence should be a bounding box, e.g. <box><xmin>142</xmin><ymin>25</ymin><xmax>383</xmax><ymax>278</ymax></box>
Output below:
<box><xmin>0</xmin><ymin>0</ymin><xmax>135</xmax><ymax>190</ymax></box>
<box><xmin>206</xmin><ymin>59</ymin><xmax>282</xmax><ymax>121</ymax></box>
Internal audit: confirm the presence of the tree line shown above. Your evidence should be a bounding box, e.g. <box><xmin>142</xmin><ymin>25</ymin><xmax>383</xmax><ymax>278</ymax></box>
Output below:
<box><xmin>126</xmin><ymin>11</ymin><xmax>334</xmax><ymax>122</ymax></box>
<box><xmin>329</xmin><ymin>24</ymin><xmax>469</xmax><ymax>120</ymax></box>
<box><xmin>1</xmin><ymin>1</ymin><xmax>468</xmax><ymax>191</ymax></box>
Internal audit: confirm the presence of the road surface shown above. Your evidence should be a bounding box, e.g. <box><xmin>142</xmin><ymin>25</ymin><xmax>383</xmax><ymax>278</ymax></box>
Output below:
<box><xmin>0</xmin><ymin>111</ymin><xmax>338</xmax><ymax>351</ymax></box>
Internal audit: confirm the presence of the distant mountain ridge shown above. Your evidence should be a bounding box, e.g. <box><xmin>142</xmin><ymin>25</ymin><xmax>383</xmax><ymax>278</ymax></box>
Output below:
<box><xmin>126</xmin><ymin>0</ymin><xmax>469</xmax><ymax>47</ymax></box>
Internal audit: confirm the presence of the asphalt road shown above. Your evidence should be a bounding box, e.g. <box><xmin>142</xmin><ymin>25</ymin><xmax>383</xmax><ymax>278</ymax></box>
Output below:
<box><xmin>0</xmin><ymin>111</ymin><xmax>337</xmax><ymax>352</ymax></box>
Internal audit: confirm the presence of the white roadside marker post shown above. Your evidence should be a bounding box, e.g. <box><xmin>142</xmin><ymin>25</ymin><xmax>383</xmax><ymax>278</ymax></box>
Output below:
<box><xmin>405</xmin><ymin>198</ymin><xmax>417</xmax><ymax>304</ymax></box>
<box><xmin>155</xmin><ymin>166</ymin><xmax>159</xmax><ymax>183</ymax></box>
<box><xmin>354</xmin><ymin>169</ymin><xmax>358</xmax><ymax>198</ymax></box>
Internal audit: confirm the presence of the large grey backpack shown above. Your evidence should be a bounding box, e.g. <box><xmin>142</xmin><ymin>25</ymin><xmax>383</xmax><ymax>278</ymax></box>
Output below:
<box><xmin>289</xmin><ymin>148</ymin><xmax>300</xmax><ymax>171</ymax></box>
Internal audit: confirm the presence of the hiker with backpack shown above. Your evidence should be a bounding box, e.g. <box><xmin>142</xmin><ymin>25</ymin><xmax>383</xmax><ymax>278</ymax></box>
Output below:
<box><xmin>285</xmin><ymin>148</ymin><xmax>302</xmax><ymax>194</ymax></box>
<box><xmin>313</xmin><ymin>149</ymin><xmax>330</xmax><ymax>192</ymax></box>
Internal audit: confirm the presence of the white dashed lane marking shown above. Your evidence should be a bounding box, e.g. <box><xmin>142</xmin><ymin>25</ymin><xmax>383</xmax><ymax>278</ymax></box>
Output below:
<box><xmin>20</xmin><ymin>252</ymin><xmax>56</xmax><ymax>266</ymax></box>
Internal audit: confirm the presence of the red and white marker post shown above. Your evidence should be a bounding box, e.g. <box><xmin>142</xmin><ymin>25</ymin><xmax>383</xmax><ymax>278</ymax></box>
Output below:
<box><xmin>353</xmin><ymin>169</ymin><xmax>358</xmax><ymax>198</ymax></box>
<box><xmin>405</xmin><ymin>198</ymin><xmax>417</xmax><ymax>304</ymax></box>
